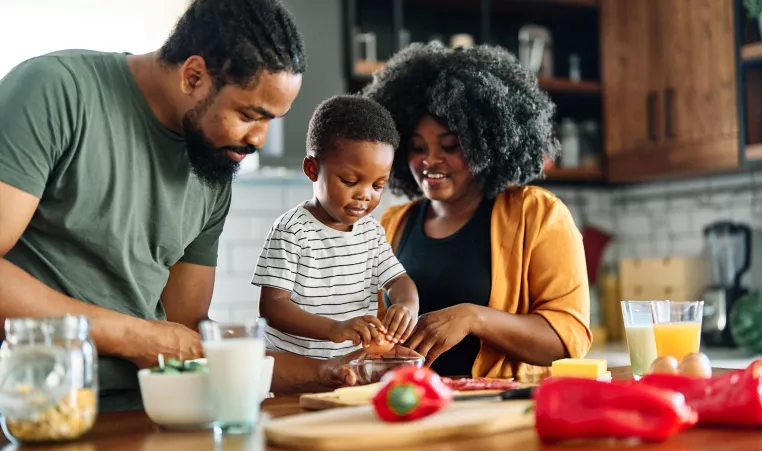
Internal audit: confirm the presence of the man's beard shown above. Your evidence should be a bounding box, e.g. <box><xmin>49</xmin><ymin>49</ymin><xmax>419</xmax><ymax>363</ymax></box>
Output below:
<box><xmin>182</xmin><ymin>98</ymin><xmax>259</xmax><ymax>189</ymax></box>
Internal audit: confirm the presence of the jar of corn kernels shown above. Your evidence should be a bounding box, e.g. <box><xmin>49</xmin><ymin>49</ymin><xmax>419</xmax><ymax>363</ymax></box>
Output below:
<box><xmin>0</xmin><ymin>315</ymin><xmax>98</xmax><ymax>444</ymax></box>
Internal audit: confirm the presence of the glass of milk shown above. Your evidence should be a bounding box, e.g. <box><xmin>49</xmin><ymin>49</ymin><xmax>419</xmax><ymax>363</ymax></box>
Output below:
<box><xmin>199</xmin><ymin>318</ymin><xmax>266</xmax><ymax>435</ymax></box>
<box><xmin>621</xmin><ymin>301</ymin><xmax>661</xmax><ymax>378</ymax></box>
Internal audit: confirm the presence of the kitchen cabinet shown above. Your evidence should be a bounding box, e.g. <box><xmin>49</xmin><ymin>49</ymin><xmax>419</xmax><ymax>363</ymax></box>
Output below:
<box><xmin>343</xmin><ymin>0</ymin><xmax>606</xmax><ymax>185</ymax></box>
<box><xmin>602</xmin><ymin>0</ymin><xmax>739</xmax><ymax>182</ymax></box>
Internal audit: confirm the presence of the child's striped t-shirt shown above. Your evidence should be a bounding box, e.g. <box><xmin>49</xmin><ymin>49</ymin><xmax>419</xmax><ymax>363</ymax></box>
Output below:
<box><xmin>251</xmin><ymin>203</ymin><xmax>406</xmax><ymax>359</ymax></box>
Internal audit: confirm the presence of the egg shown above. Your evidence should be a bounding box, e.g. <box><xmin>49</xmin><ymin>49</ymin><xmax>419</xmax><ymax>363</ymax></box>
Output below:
<box><xmin>678</xmin><ymin>353</ymin><xmax>712</xmax><ymax>378</ymax></box>
<box><xmin>648</xmin><ymin>356</ymin><xmax>679</xmax><ymax>375</ymax></box>
<box><xmin>365</xmin><ymin>339</ymin><xmax>395</xmax><ymax>356</ymax></box>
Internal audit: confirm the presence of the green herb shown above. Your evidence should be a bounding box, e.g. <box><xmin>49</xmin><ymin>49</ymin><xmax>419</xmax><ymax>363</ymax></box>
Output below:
<box><xmin>149</xmin><ymin>354</ymin><xmax>207</xmax><ymax>374</ymax></box>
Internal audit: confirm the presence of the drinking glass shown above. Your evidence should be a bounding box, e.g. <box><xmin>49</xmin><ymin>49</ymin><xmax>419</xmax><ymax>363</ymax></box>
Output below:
<box><xmin>651</xmin><ymin>301</ymin><xmax>703</xmax><ymax>361</ymax></box>
<box><xmin>621</xmin><ymin>301</ymin><xmax>660</xmax><ymax>377</ymax></box>
<box><xmin>199</xmin><ymin>319</ymin><xmax>266</xmax><ymax>435</ymax></box>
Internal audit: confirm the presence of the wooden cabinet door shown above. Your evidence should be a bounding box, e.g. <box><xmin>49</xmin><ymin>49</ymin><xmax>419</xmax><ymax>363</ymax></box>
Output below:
<box><xmin>601</xmin><ymin>0</ymin><xmax>655</xmax><ymax>157</ymax></box>
<box><xmin>662</xmin><ymin>0</ymin><xmax>739</xmax><ymax>166</ymax></box>
<box><xmin>602</xmin><ymin>0</ymin><xmax>667</xmax><ymax>181</ymax></box>
<box><xmin>603</xmin><ymin>0</ymin><xmax>739</xmax><ymax>181</ymax></box>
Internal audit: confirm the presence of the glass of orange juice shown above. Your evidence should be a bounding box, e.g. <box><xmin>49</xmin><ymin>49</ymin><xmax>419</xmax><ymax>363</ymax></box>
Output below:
<box><xmin>651</xmin><ymin>300</ymin><xmax>704</xmax><ymax>361</ymax></box>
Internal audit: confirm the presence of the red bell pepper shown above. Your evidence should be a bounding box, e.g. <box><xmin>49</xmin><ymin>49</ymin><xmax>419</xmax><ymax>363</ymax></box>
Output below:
<box><xmin>371</xmin><ymin>366</ymin><xmax>453</xmax><ymax>422</ymax></box>
<box><xmin>638</xmin><ymin>359</ymin><xmax>762</xmax><ymax>426</ymax></box>
<box><xmin>533</xmin><ymin>378</ymin><xmax>697</xmax><ymax>443</ymax></box>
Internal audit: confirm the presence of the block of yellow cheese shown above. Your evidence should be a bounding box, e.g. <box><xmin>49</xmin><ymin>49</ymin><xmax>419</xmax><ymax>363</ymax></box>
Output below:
<box><xmin>551</xmin><ymin>358</ymin><xmax>608</xmax><ymax>379</ymax></box>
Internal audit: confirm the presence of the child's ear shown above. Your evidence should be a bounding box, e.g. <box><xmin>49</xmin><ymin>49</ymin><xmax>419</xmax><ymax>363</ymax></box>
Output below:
<box><xmin>303</xmin><ymin>156</ymin><xmax>319</xmax><ymax>182</ymax></box>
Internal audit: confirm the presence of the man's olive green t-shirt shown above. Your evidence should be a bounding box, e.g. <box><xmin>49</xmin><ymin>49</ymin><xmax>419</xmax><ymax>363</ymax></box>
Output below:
<box><xmin>0</xmin><ymin>50</ymin><xmax>231</xmax><ymax>410</ymax></box>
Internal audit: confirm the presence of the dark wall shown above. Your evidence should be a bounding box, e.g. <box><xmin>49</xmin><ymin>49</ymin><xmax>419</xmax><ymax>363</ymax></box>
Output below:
<box><xmin>260</xmin><ymin>0</ymin><xmax>347</xmax><ymax>169</ymax></box>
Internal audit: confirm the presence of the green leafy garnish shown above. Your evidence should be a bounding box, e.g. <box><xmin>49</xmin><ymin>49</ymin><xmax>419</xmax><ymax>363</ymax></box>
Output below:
<box><xmin>150</xmin><ymin>354</ymin><xmax>207</xmax><ymax>374</ymax></box>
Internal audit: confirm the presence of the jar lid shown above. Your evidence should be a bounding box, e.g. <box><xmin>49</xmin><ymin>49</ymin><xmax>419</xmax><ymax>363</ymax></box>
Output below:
<box><xmin>4</xmin><ymin>315</ymin><xmax>90</xmax><ymax>344</ymax></box>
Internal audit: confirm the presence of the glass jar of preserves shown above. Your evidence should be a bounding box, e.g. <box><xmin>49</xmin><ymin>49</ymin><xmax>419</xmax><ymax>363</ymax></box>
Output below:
<box><xmin>0</xmin><ymin>315</ymin><xmax>98</xmax><ymax>444</ymax></box>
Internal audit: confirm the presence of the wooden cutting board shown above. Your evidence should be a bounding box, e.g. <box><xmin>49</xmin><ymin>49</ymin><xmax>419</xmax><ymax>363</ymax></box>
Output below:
<box><xmin>299</xmin><ymin>382</ymin><xmax>522</xmax><ymax>410</ymax></box>
<box><xmin>266</xmin><ymin>399</ymin><xmax>534</xmax><ymax>450</ymax></box>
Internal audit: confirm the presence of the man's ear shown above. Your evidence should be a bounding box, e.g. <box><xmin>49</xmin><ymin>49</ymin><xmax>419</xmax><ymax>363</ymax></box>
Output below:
<box><xmin>303</xmin><ymin>156</ymin><xmax>319</xmax><ymax>182</ymax></box>
<box><xmin>179</xmin><ymin>55</ymin><xmax>211</xmax><ymax>96</ymax></box>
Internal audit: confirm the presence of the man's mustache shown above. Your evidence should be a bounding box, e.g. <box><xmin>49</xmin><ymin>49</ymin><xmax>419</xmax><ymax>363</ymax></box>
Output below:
<box><xmin>221</xmin><ymin>145</ymin><xmax>259</xmax><ymax>155</ymax></box>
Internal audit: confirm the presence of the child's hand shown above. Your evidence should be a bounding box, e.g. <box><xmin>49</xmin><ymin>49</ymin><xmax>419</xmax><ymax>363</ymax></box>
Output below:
<box><xmin>382</xmin><ymin>304</ymin><xmax>418</xmax><ymax>344</ymax></box>
<box><xmin>329</xmin><ymin>315</ymin><xmax>387</xmax><ymax>347</ymax></box>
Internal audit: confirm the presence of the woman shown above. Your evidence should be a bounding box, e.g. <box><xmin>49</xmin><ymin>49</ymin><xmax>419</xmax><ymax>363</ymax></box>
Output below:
<box><xmin>363</xmin><ymin>42</ymin><xmax>591</xmax><ymax>381</ymax></box>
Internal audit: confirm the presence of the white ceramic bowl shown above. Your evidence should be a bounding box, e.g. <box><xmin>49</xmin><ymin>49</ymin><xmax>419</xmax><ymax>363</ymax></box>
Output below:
<box><xmin>138</xmin><ymin>355</ymin><xmax>275</xmax><ymax>429</ymax></box>
<box><xmin>137</xmin><ymin>369</ymin><xmax>213</xmax><ymax>429</ymax></box>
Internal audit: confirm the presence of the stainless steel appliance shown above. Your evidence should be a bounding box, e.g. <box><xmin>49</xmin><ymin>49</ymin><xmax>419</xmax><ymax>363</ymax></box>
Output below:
<box><xmin>701</xmin><ymin>222</ymin><xmax>751</xmax><ymax>347</ymax></box>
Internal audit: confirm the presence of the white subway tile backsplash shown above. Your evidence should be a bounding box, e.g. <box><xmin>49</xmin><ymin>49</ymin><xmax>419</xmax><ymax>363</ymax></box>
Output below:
<box><xmin>208</xmin><ymin>309</ymin><xmax>232</xmax><ymax>323</ymax></box>
<box><xmin>211</xmin><ymin>172</ymin><xmax>762</xmax><ymax>316</ymax></box>
<box><xmin>585</xmin><ymin>212</ymin><xmax>614</xmax><ymax>234</ymax></box>
<box><xmin>617</xmin><ymin>242</ymin><xmax>638</xmax><ymax>259</ymax></box>
<box><xmin>652</xmin><ymin>239</ymin><xmax>672</xmax><ymax>258</ymax></box>
<box><xmin>231</xmin><ymin>185</ymin><xmax>285</xmax><ymax>212</ymax></box>
<box><xmin>668</xmin><ymin>210</ymin><xmax>692</xmax><ymax>234</ymax></box>
<box><xmin>731</xmin><ymin>204</ymin><xmax>754</xmax><ymax>226</ymax></box>
<box><xmin>231</xmin><ymin>243</ymin><xmax>264</xmax><ymax>273</ymax></box>
<box><xmin>211</xmin><ymin>273</ymin><xmax>258</xmax><ymax>305</ymax></box>
<box><xmin>666</xmin><ymin>197</ymin><xmax>694</xmax><ymax>212</ymax></box>
<box><xmin>225</xmin><ymin>305</ymin><xmax>261</xmax><ymax>322</ymax></box>
<box><xmin>216</xmin><ymin>245</ymin><xmax>232</xmax><ymax>273</ymax></box>
<box><xmin>221</xmin><ymin>217</ymin><xmax>254</xmax><ymax>240</ymax></box>
<box><xmin>692</xmin><ymin>208</ymin><xmax>721</xmax><ymax>232</ymax></box>
<box><xmin>617</xmin><ymin>213</ymin><xmax>651</xmax><ymax>237</ymax></box>
<box><xmin>252</xmin><ymin>217</ymin><xmax>278</xmax><ymax>240</ymax></box>
<box><xmin>707</xmin><ymin>172</ymin><xmax>750</xmax><ymax>191</ymax></box>
<box><xmin>624</xmin><ymin>181</ymin><xmax>672</xmax><ymax>199</ymax></box>
<box><xmin>666</xmin><ymin>178</ymin><xmax>708</xmax><ymax>194</ymax></box>
<box><xmin>284</xmin><ymin>184</ymin><xmax>314</xmax><ymax>207</ymax></box>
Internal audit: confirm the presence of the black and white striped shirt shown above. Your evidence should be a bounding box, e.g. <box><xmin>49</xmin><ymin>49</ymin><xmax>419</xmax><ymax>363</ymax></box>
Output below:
<box><xmin>251</xmin><ymin>204</ymin><xmax>406</xmax><ymax>359</ymax></box>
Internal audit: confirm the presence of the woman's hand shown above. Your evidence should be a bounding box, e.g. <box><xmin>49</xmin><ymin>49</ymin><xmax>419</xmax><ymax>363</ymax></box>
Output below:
<box><xmin>405</xmin><ymin>304</ymin><xmax>475</xmax><ymax>367</ymax></box>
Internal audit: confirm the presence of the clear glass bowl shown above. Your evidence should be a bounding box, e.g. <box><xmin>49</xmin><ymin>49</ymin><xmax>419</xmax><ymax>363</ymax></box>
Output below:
<box><xmin>348</xmin><ymin>356</ymin><xmax>425</xmax><ymax>384</ymax></box>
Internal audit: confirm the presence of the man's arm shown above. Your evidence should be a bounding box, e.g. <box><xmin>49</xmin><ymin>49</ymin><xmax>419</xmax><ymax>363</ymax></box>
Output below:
<box><xmin>268</xmin><ymin>350</ymin><xmax>345</xmax><ymax>394</ymax></box>
<box><xmin>0</xmin><ymin>181</ymin><xmax>204</xmax><ymax>368</ymax></box>
<box><xmin>269</xmin><ymin>346</ymin><xmax>423</xmax><ymax>393</ymax></box>
<box><xmin>161</xmin><ymin>261</ymin><xmax>216</xmax><ymax>330</ymax></box>
<box><xmin>0</xmin><ymin>182</ymin><xmax>161</xmax><ymax>363</ymax></box>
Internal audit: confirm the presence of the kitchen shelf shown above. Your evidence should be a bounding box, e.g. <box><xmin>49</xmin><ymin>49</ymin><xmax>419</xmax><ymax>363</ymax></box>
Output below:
<box><xmin>352</xmin><ymin>61</ymin><xmax>601</xmax><ymax>95</ymax></box>
<box><xmin>538</xmin><ymin>77</ymin><xmax>601</xmax><ymax>94</ymax></box>
<box><xmin>412</xmin><ymin>0</ymin><xmax>598</xmax><ymax>11</ymax></box>
<box><xmin>544</xmin><ymin>0</ymin><xmax>598</xmax><ymax>5</ymax></box>
<box><xmin>353</xmin><ymin>60</ymin><xmax>385</xmax><ymax>77</ymax></box>
<box><xmin>507</xmin><ymin>0</ymin><xmax>598</xmax><ymax>6</ymax></box>
<box><xmin>742</xmin><ymin>42</ymin><xmax>762</xmax><ymax>63</ymax></box>
<box><xmin>544</xmin><ymin>167</ymin><xmax>604</xmax><ymax>181</ymax></box>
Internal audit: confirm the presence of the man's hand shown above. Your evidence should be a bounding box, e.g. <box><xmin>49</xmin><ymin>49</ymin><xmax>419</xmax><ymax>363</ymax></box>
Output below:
<box><xmin>328</xmin><ymin>315</ymin><xmax>387</xmax><ymax>347</ymax></box>
<box><xmin>128</xmin><ymin>320</ymin><xmax>204</xmax><ymax>369</ymax></box>
<box><xmin>317</xmin><ymin>346</ymin><xmax>424</xmax><ymax>389</ymax></box>
<box><xmin>381</xmin><ymin>304</ymin><xmax>418</xmax><ymax>344</ymax></box>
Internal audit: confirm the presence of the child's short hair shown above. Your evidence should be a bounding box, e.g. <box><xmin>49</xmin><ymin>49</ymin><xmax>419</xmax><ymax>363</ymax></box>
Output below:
<box><xmin>306</xmin><ymin>95</ymin><xmax>400</xmax><ymax>160</ymax></box>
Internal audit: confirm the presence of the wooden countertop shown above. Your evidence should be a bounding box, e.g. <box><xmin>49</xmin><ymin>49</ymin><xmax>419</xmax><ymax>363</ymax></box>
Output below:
<box><xmin>3</xmin><ymin>366</ymin><xmax>762</xmax><ymax>450</ymax></box>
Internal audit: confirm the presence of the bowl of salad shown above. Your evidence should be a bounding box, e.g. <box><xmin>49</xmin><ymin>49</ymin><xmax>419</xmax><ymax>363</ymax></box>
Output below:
<box><xmin>138</xmin><ymin>355</ymin><xmax>275</xmax><ymax>429</ymax></box>
<box><xmin>137</xmin><ymin>356</ymin><xmax>213</xmax><ymax>429</ymax></box>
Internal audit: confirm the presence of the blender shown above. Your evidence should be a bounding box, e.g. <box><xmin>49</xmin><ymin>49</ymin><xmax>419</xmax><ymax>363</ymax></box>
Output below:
<box><xmin>701</xmin><ymin>221</ymin><xmax>751</xmax><ymax>347</ymax></box>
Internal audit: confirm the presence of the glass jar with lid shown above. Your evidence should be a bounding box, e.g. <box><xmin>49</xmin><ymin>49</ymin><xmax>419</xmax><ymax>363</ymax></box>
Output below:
<box><xmin>0</xmin><ymin>315</ymin><xmax>98</xmax><ymax>444</ymax></box>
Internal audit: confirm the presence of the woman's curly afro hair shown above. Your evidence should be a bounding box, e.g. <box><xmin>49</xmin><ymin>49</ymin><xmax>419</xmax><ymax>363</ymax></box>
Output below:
<box><xmin>361</xmin><ymin>42</ymin><xmax>558</xmax><ymax>199</ymax></box>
